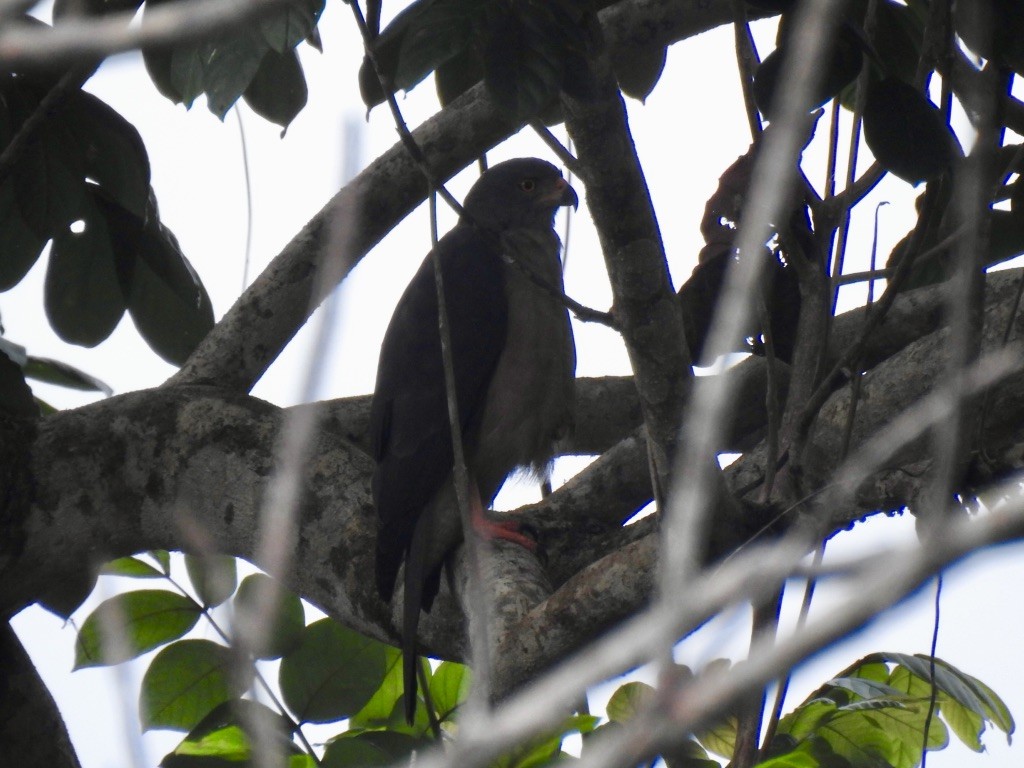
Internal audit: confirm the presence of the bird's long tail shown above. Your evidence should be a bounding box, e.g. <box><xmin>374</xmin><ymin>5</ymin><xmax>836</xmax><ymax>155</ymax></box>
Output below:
<box><xmin>402</xmin><ymin>533</ymin><xmax>427</xmax><ymax>724</ymax></box>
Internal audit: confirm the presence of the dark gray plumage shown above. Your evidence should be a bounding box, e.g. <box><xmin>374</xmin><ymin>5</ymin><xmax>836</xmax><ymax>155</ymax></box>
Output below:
<box><xmin>369</xmin><ymin>157</ymin><xmax>577</xmax><ymax>722</ymax></box>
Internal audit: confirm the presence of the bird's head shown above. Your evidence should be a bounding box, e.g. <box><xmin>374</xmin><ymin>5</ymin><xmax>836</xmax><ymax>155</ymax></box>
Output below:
<box><xmin>462</xmin><ymin>157</ymin><xmax>578</xmax><ymax>231</ymax></box>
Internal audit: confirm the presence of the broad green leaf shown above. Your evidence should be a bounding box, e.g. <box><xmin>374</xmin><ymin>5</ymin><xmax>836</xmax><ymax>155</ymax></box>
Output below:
<box><xmin>697</xmin><ymin>715</ymin><xmax>738</xmax><ymax>760</ymax></box>
<box><xmin>75</xmin><ymin>590</ymin><xmax>201</xmax><ymax>668</ymax></box>
<box><xmin>243</xmin><ymin>50</ymin><xmax>308</xmax><ymax>130</ymax></box>
<box><xmin>45</xmin><ymin>190</ymin><xmax>127</xmax><ymax>346</ymax></box>
<box><xmin>279</xmin><ymin>618</ymin><xmax>388</xmax><ymax>723</ymax></box>
<box><xmin>13</xmin><ymin>110</ymin><xmax>85</xmax><ymax>236</ymax></box>
<box><xmin>394</xmin><ymin>0</ymin><xmax>473</xmax><ymax>91</ymax></box>
<box><xmin>777</xmin><ymin>699</ymin><xmax>837</xmax><ymax>741</ymax></box>
<box><xmin>938</xmin><ymin>691</ymin><xmax>984</xmax><ymax>752</ymax></box>
<box><xmin>818</xmin><ymin>702</ymin><xmax>947</xmax><ymax>768</ymax></box>
<box><xmin>962</xmin><ymin>673</ymin><xmax>1015</xmax><ymax>737</ymax></box>
<box><xmin>435</xmin><ymin>44</ymin><xmax>483</xmax><ymax>107</ymax></box>
<box><xmin>140</xmin><ymin>639</ymin><xmax>244</xmax><ymax>731</ymax></box>
<box><xmin>100</xmin><ymin>556</ymin><xmax>165</xmax><ymax>579</ymax></box>
<box><xmin>127</xmin><ymin>221</ymin><xmax>214</xmax><ymax>366</ymax></box>
<box><xmin>0</xmin><ymin>180</ymin><xmax>47</xmax><ymax>290</ymax></box>
<box><xmin>482</xmin><ymin>2</ymin><xmax>563</xmax><ymax>119</ymax></box>
<box><xmin>886</xmin><ymin>654</ymin><xmax>990</xmax><ymax>721</ymax></box>
<box><xmin>350</xmin><ymin>647</ymin><xmax>404</xmax><ymax>726</ymax></box>
<box><xmin>169</xmin><ymin>45</ymin><xmax>206</xmax><ymax>108</ymax></box>
<box><xmin>850</xmin><ymin>661</ymin><xmax>891</xmax><ymax>684</ymax></box>
<box><xmin>755</xmin><ymin>736</ymin><xmax>841</xmax><ymax>768</ymax></box>
<box><xmin>152</xmin><ymin>550</ymin><xmax>173</xmax><ymax>574</ymax></box>
<box><xmin>661</xmin><ymin>738</ymin><xmax>720</xmax><ymax>768</ymax></box>
<box><xmin>184</xmin><ymin>554</ymin><xmax>237</xmax><ymax>608</ymax></box>
<box><xmin>429</xmin><ymin>660</ymin><xmax>471</xmax><ymax>721</ymax></box>
<box><xmin>323</xmin><ymin>731</ymin><xmax>426</xmax><ymax>768</ymax></box>
<box><xmin>233</xmin><ymin>573</ymin><xmax>305</xmax><ymax>659</ymax></box>
<box><xmin>163</xmin><ymin>699</ymin><xmax>300</xmax><ymax>765</ymax></box>
<box><xmin>23</xmin><ymin>356</ymin><xmax>112</xmax><ymax>395</ymax></box>
<box><xmin>198</xmin><ymin>31</ymin><xmax>271</xmax><ymax>119</ymax></box>
<box><xmin>64</xmin><ymin>90</ymin><xmax>150</xmax><ymax>217</ymax></box>
<box><xmin>260</xmin><ymin>0</ymin><xmax>324</xmax><ymax>53</ymax></box>
<box><xmin>606</xmin><ymin>681</ymin><xmax>655</xmax><ymax>723</ymax></box>
<box><xmin>863</xmin><ymin>78</ymin><xmax>957</xmax><ymax>185</ymax></box>
<box><xmin>141</xmin><ymin>0</ymin><xmax>183</xmax><ymax>101</ymax></box>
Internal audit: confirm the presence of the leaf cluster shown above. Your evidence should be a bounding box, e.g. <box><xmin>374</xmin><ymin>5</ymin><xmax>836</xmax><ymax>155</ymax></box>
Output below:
<box><xmin>74</xmin><ymin>553</ymin><xmax>595</xmax><ymax>767</ymax></box>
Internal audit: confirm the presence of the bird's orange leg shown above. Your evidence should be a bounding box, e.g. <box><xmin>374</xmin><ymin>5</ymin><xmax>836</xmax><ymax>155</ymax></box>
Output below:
<box><xmin>469</xmin><ymin>479</ymin><xmax>537</xmax><ymax>551</ymax></box>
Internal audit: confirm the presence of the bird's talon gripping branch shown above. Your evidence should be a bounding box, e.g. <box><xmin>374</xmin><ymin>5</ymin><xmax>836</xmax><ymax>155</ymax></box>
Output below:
<box><xmin>472</xmin><ymin>514</ymin><xmax>539</xmax><ymax>551</ymax></box>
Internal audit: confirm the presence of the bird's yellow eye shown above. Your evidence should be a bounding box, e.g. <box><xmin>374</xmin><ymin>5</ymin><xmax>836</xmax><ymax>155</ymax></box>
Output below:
<box><xmin>520</xmin><ymin>179</ymin><xmax>536</xmax><ymax>192</ymax></box>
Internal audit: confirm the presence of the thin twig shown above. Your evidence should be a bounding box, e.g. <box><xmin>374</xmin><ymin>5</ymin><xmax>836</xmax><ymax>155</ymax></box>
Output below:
<box><xmin>348</xmin><ymin>0</ymin><xmax>465</xmax><ymax>218</ymax></box>
<box><xmin>529</xmin><ymin>120</ymin><xmax>582</xmax><ymax>175</ymax></box>
<box><xmin>235</xmin><ymin>106</ymin><xmax>255</xmax><ymax>292</ymax></box>
<box><xmin>919</xmin><ymin>573</ymin><xmax>943</xmax><ymax>768</ymax></box>
<box><xmin>731</xmin><ymin>0</ymin><xmax>763</xmax><ymax>140</ymax></box>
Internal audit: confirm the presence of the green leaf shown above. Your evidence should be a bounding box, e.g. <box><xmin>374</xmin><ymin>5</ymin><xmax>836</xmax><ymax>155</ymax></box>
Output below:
<box><xmin>74</xmin><ymin>590</ymin><xmax>202</xmax><ymax>669</ymax></box>
<box><xmin>126</xmin><ymin>219</ymin><xmax>214</xmax><ymax>366</ymax></box>
<box><xmin>863</xmin><ymin>77</ymin><xmax>957</xmax><ymax>184</ymax></box>
<box><xmin>817</xmin><ymin>702</ymin><xmax>948</xmax><ymax>768</ymax></box>
<box><xmin>606</xmin><ymin>681</ymin><xmax>655</xmax><ymax>723</ymax></box>
<box><xmin>755</xmin><ymin>736</ymin><xmax>839</xmax><ymax>768</ymax></box>
<box><xmin>197</xmin><ymin>31</ymin><xmax>271</xmax><ymax>119</ymax></box>
<box><xmin>232</xmin><ymin>573</ymin><xmax>305</xmax><ymax>659</ymax></box>
<box><xmin>140</xmin><ymin>639</ymin><xmax>244</xmax><ymax>732</ymax></box>
<box><xmin>64</xmin><ymin>90</ymin><xmax>151</xmax><ymax>217</ymax></box>
<box><xmin>885</xmin><ymin>654</ymin><xmax>989</xmax><ymax>720</ymax></box>
<box><xmin>169</xmin><ymin>45</ymin><xmax>207</xmax><ymax>108</ymax></box>
<box><xmin>23</xmin><ymin>355</ymin><xmax>112</xmax><ymax>394</ymax></box>
<box><xmin>184</xmin><ymin>554</ymin><xmax>237</xmax><ymax>608</ymax></box>
<box><xmin>435</xmin><ymin>44</ymin><xmax>484</xmax><ymax>107</ymax></box>
<box><xmin>152</xmin><ymin>550</ymin><xmax>173</xmax><ymax>574</ymax></box>
<box><xmin>777</xmin><ymin>699</ymin><xmax>838</xmax><ymax>741</ymax></box>
<box><xmin>697</xmin><ymin>715</ymin><xmax>739</xmax><ymax>760</ymax></box>
<box><xmin>279</xmin><ymin>618</ymin><xmax>388</xmax><ymax>723</ymax></box>
<box><xmin>0</xmin><ymin>180</ymin><xmax>47</xmax><ymax>290</ymax></box>
<box><xmin>350</xmin><ymin>647</ymin><xmax>404</xmax><ymax>726</ymax></box>
<box><xmin>141</xmin><ymin>0</ymin><xmax>183</xmax><ymax>102</ymax></box>
<box><xmin>937</xmin><ymin>690</ymin><xmax>984</xmax><ymax>752</ymax></box>
<box><xmin>661</xmin><ymin>738</ymin><xmax>721</xmax><ymax>768</ymax></box>
<box><xmin>322</xmin><ymin>731</ymin><xmax>426</xmax><ymax>768</ymax></box>
<box><xmin>162</xmin><ymin>699</ymin><xmax>300</xmax><ymax>766</ymax></box>
<box><xmin>429</xmin><ymin>660</ymin><xmax>471</xmax><ymax>721</ymax></box>
<box><xmin>260</xmin><ymin>0</ymin><xmax>324</xmax><ymax>53</ymax></box>
<box><xmin>612</xmin><ymin>43</ymin><xmax>666</xmax><ymax>103</ymax></box>
<box><xmin>45</xmin><ymin>190</ymin><xmax>127</xmax><ymax>347</ymax></box>
<box><xmin>11</xmin><ymin>94</ymin><xmax>85</xmax><ymax>235</ymax></box>
<box><xmin>962</xmin><ymin>673</ymin><xmax>1015</xmax><ymax>738</ymax></box>
<box><xmin>100</xmin><ymin>556</ymin><xmax>165</xmax><ymax>579</ymax></box>
<box><xmin>394</xmin><ymin>0</ymin><xmax>473</xmax><ymax>91</ymax></box>
<box><xmin>482</xmin><ymin>1</ymin><xmax>563</xmax><ymax>119</ymax></box>
<box><xmin>242</xmin><ymin>49</ymin><xmax>308</xmax><ymax>130</ymax></box>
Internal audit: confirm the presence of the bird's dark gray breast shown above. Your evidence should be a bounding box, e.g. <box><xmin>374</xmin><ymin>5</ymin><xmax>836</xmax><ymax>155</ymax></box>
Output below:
<box><xmin>470</xmin><ymin>227</ymin><xmax>576</xmax><ymax>502</ymax></box>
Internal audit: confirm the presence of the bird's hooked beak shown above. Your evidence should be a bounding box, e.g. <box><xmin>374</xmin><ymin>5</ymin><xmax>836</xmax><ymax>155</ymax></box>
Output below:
<box><xmin>542</xmin><ymin>177</ymin><xmax>579</xmax><ymax>211</ymax></box>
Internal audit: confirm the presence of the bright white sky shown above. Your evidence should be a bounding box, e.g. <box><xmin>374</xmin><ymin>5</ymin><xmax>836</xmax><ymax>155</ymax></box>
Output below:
<box><xmin>6</xmin><ymin>3</ymin><xmax>1024</xmax><ymax>767</ymax></box>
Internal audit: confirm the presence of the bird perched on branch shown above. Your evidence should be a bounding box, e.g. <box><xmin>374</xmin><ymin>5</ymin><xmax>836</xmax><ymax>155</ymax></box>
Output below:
<box><xmin>370</xmin><ymin>157</ymin><xmax>578</xmax><ymax>723</ymax></box>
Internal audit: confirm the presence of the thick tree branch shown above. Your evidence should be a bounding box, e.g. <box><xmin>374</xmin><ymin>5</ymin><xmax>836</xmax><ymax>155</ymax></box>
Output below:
<box><xmin>9</xmin><ymin>269</ymin><xmax>1024</xmax><ymax>683</ymax></box>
